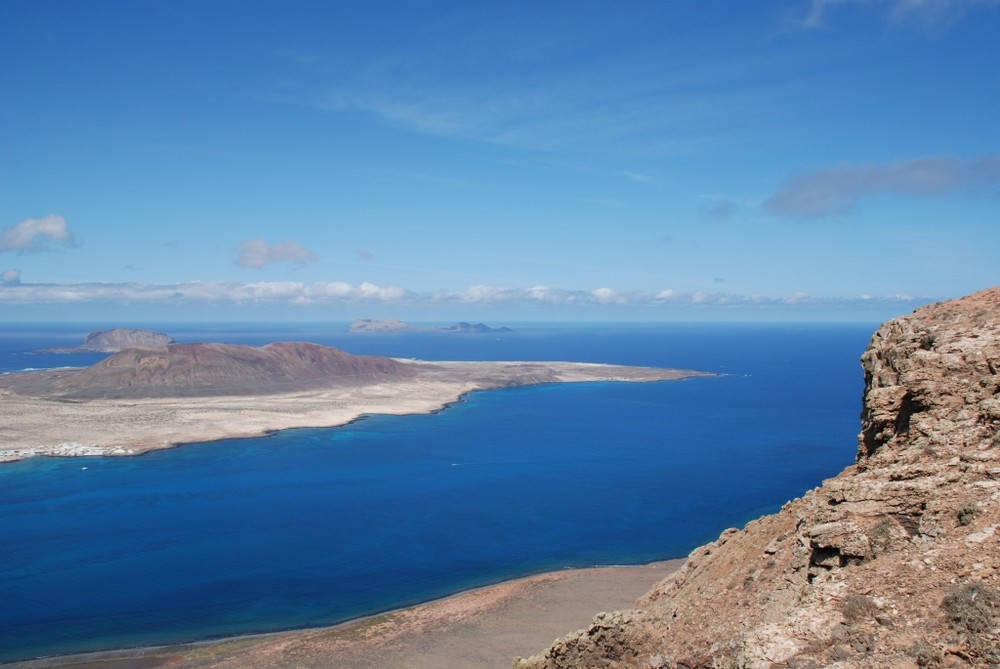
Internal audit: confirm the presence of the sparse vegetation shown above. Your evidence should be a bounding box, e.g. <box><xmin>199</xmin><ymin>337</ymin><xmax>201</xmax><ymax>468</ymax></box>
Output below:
<box><xmin>913</xmin><ymin>644</ymin><xmax>944</xmax><ymax>668</ymax></box>
<box><xmin>839</xmin><ymin>593</ymin><xmax>879</xmax><ymax>624</ymax></box>
<box><xmin>957</xmin><ymin>502</ymin><xmax>981</xmax><ymax>526</ymax></box>
<box><xmin>943</xmin><ymin>582</ymin><xmax>1000</xmax><ymax>634</ymax></box>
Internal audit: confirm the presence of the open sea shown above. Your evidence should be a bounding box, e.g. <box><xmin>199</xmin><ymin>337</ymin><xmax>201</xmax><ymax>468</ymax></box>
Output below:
<box><xmin>0</xmin><ymin>322</ymin><xmax>875</xmax><ymax>662</ymax></box>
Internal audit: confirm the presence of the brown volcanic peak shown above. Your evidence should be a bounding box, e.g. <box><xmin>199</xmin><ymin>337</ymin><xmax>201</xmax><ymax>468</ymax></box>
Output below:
<box><xmin>516</xmin><ymin>287</ymin><xmax>1000</xmax><ymax>669</ymax></box>
<box><xmin>42</xmin><ymin>341</ymin><xmax>414</xmax><ymax>399</ymax></box>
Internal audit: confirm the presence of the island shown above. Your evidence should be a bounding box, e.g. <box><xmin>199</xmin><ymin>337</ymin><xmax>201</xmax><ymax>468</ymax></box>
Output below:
<box><xmin>349</xmin><ymin>318</ymin><xmax>513</xmax><ymax>333</ymax></box>
<box><xmin>0</xmin><ymin>341</ymin><xmax>709</xmax><ymax>462</ymax></box>
<box><xmin>34</xmin><ymin>327</ymin><xmax>175</xmax><ymax>353</ymax></box>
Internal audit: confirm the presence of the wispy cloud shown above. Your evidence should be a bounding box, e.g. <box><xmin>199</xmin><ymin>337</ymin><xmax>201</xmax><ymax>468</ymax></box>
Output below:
<box><xmin>798</xmin><ymin>0</ymin><xmax>1000</xmax><ymax>30</ymax></box>
<box><xmin>703</xmin><ymin>200</ymin><xmax>737</xmax><ymax>221</ymax></box>
<box><xmin>1</xmin><ymin>269</ymin><xmax>21</xmax><ymax>284</ymax></box>
<box><xmin>289</xmin><ymin>17</ymin><xmax>807</xmax><ymax>153</ymax></box>
<box><xmin>765</xmin><ymin>153</ymin><xmax>1000</xmax><ymax>218</ymax></box>
<box><xmin>235</xmin><ymin>239</ymin><xmax>319</xmax><ymax>269</ymax></box>
<box><xmin>622</xmin><ymin>172</ymin><xmax>654</xmax><ymax>183</ymax></box>
<box><xmin>0</xmin><ymin>215</ymin><xmax>77</xmax><ymax>253</ymax></box>
<box><xmin>0</xmin><ymin>279</ymin><xmax>931</xmax><ymax>313</ymax></box>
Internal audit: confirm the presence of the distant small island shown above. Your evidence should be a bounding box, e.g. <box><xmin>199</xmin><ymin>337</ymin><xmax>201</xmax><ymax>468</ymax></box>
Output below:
<box><xmin>349</xmin><ymin>319</ymin><xmax>513</xmax><ymax>334</ymax></box>
<box><xmin>35</xmin><ymin>327</ymin><xmax>174</xmax><ymax>354</ymax></box>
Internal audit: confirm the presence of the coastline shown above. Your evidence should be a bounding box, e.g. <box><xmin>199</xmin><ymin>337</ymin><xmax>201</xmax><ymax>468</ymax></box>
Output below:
<box><xmin>2</xmin><ymin>559</ymin><xmax>685</xmax><ymax>669</ymax></box>
<box><xmin>0</xmin><ymin>359</ymin><xmax>709</xmax><ymax>463</ymax></box>
<box><xmin>2</xmin><ymin>357</ymin><xmax>702</xmax><ymax>666</ymax></box>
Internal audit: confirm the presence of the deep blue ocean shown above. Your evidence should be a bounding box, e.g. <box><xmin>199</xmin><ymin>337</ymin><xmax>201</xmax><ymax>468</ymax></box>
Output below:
<box><xmin>0</xmin><ymin>323</ymin><xmax>874</xmax><ymax>662</ymax></box>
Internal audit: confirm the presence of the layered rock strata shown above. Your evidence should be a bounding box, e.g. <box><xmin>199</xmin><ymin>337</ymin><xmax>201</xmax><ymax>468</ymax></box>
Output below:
<box><xmin>515</xmin><ymin>287</ymin><xmax>1000</xmax><ymax>669</ymax></box>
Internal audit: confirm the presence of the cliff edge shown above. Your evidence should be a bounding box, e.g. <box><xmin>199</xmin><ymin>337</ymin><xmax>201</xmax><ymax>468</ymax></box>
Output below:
<box><xmin>515</xmin><ymin>287</ymin><xmax>1000</xmax><ymax>669</ymax></box>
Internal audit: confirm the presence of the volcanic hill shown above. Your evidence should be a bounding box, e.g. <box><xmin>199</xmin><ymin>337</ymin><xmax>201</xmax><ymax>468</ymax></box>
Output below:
<box><xmin>9</xmin><ymin>342</ymin><xmax>413</xmax><ymax>399</ymax></box>
<box><xmin>515</xmin><ymin>287</ymin><xmax>1000</xmax><ymax>669</ymax></box>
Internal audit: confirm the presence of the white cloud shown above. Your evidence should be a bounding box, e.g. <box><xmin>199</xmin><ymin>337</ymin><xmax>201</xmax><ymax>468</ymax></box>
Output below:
<box><xmin>358</xmin><ymin>281</ymin><xmax>406</xmax><ymax>301</ymax></box>
<box><xmin>1</xmin><ymin>269</ymin><xmax>21</xmax><ymax>284</ymax></box>
<box><xmin>785</xmin><ymin>291</ymin><xmax>811</xmax><ymax>304</ymax></box>
<box><xmin>0</xmin><ymin>280</ymin><xmax>411</xmax><ymax>305</ymax></box>
<box><xmin>235</xmin><ymin>239</ymin><xmax>318</xmax><ymax>269</ymax></box>
<box><xmin>0</xmin><ymin>215</ymin><xmax>77</xmax><ymax>253</ymax></box>
<box><xmin>304</xmin><ymin>281</ymin><xmax>354</xmax><ymax>298</ymax></box>
<box><xmin>591</xmin><ymin>287</ymin><xmax>624</xmax><ymax>304</ymax></box>
<box><xmin>453</xmin><ymin>285</ymin><xmax>513</xmax><ymax>303</ymax></box>
<box><xmin>765</xmin><ymin>153</ymin><xmax>1000</xmax><ymax>218</ymax></box>
<box><xmin>525</xmin><ymin>285</ymin><xmax>569</xmax><ymax>303</ymax></box>
<box><xmin>0</xmin><ymin>279</ymin><xmax>936</xmax><ymax>317</ymax></box>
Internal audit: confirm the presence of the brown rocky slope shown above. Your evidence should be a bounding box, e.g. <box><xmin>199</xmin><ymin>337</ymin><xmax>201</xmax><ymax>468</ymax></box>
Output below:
<box><xmin>515</xmin><ymin>287</ymin><xmax>1000</xmax><ymax>669</ymax></box>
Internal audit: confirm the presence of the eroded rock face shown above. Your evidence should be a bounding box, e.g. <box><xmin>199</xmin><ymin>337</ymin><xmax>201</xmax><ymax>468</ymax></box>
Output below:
<box><xmin>515</xmin><ymin>287</ymin><xmax>1000</xmax><ymax>669</ymax></box>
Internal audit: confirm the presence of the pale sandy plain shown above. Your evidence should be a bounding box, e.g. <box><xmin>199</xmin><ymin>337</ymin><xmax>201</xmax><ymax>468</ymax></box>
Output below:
<box><xmin>2</xmin><ymin>358</ymin><xmax>701</xmax><ymax>668</ymax></box>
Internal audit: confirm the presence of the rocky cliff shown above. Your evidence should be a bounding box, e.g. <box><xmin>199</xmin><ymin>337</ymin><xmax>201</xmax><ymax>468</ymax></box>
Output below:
<box><xmin>515</xmin><ymin>287</ymin><xmax>1000</xmax><ymax>669</ymax></box>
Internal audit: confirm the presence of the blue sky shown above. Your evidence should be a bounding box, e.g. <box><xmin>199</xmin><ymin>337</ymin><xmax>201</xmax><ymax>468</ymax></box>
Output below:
<box><xmin>1</xmin><ymin>0</ymin><xmax>998</xmax><ymax>323</ymax></box>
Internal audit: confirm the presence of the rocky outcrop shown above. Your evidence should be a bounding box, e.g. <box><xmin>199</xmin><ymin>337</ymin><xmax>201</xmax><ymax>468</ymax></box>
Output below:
<box><xmin>35</xmin><ymin>327</ymin><xmax>174</xmax><ymax>353</ymax></box>
<box><xmin>8</xmin><ymin>342</ymin><xmax>413</xmax><ymax>399</ymax></box>
<box><xmin>515</xmin><ymin>287</ymin><xmax>1000</xmax><ymax>669</ymax></box>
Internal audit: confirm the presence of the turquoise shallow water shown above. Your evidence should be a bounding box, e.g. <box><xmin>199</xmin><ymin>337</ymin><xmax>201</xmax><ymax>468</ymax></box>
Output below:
<box><xmin>0</xmin><ymin>323</ymin><xmax>872</xmax><ymax>661</ymax></box>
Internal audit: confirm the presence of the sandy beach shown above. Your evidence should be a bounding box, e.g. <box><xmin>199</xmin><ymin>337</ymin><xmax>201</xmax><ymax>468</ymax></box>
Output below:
<box><xmin>3</xmin><ymin>560</ymin><xmax>683</xmax><ymax>669</ymax></box>
<box><xmin>0</xmin><ymin>359</ymin><xmax>704</xmax><ymax>463</ymax></box>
